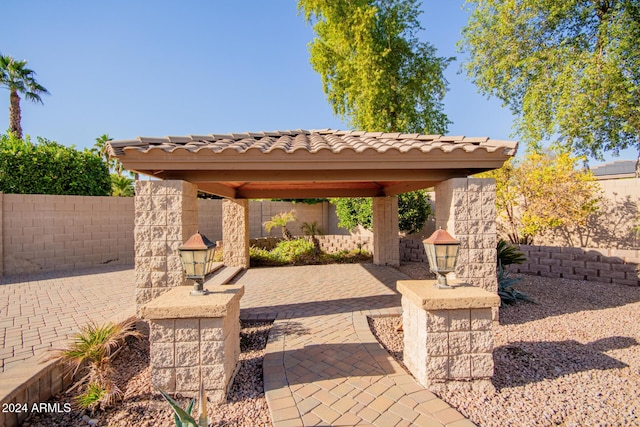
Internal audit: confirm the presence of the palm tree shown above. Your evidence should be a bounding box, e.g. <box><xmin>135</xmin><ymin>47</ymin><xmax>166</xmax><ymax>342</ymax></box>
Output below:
<box><xmin>263</xmin><ymin>210</ymin><xmax>297</xmax><ymax>240</ymax></box>
<box><xmin>0</xmin><ymin>54</ymin><xmax>49</xmax><ymax>139</ymax></box>
<box><xmin>94</xmin><ymin>133</ymin><xmax>137</xmax><ymax>181</ymax></box>
<box><xmin>92</xmin><ymin>134</ymin><xmax>115</xmax><ymax>172</ymax></box>
<box><xmin>301</xmin><ymin>221</ymin><xmax>323</xmax><ymax>254</ymax></box>
<box><xmin>111</xmin><ymin>174</ymin><xmax>134</xmax><ymax>197</ymax></box>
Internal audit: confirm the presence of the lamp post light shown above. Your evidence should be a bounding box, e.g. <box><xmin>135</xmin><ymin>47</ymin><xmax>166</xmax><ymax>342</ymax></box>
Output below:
<box><xmin>423</xmin><ymin>228</ymin><xmax>461</xmax><ymax>289</ymax></box>
<box><xmin>178</xmin><ymin>231</ymin><xmax>217</xmax><ymax>296</ymax></box>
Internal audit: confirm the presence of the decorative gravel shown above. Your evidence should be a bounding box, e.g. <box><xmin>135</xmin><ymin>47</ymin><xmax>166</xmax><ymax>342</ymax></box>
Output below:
<box><xmin>22</xmin><ymin>321</ymin><xmax>272</xmax><ymax>427</ymax></box>
<box><xmin>371</xmin><ymin>264</ymin><xmax>640</xmax><ymax>427</ymax></box>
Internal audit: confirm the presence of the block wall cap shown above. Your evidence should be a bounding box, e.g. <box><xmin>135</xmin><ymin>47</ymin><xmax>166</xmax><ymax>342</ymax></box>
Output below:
<box><xmin>140</xmin><ymin>285</ymin><xmax>244</xmax><ymax>319</ymax></box>
<box><xmin>397</xmin><ymin>280</ymin><xmax>500</xmax><ymax>310</ymax></box>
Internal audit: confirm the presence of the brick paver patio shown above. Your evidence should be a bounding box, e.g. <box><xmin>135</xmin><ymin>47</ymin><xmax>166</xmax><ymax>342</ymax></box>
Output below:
<box><xmin>236</xmin><ymin>264</ymin><xmax>474</xmax><ymax>427</ymax></box>
<box><xmin>1</xmin><ymin>263</ymin><xmax>473</xmax><ymax>426</ymax></box>
<box><xmin>0</xmin><ymin>266</ymin><xmax>136</xmax><ymax>373</ymax></box>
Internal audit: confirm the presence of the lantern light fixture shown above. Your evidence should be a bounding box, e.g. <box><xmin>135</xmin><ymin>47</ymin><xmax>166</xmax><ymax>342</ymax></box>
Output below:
<box><xmin>178</xmin><ymin>231</ymin><xmax>217</xmax><ymax>296</ymax></box>
<box><xmin>423</xmin><ymin>228</ymin><xmax>461</xmax><ymax>289</ymax></box>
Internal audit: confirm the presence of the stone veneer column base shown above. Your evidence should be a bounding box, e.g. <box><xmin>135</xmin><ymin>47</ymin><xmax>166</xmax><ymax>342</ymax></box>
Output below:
<box><xmin>398</xmin><ymin>280</ymin><xmax>500</xmax><ymax>394</ymax></box>
<box><xmin>140</xmin><ymin>285</ymin><xmax>244</xmax><ymax>402</ymax></box>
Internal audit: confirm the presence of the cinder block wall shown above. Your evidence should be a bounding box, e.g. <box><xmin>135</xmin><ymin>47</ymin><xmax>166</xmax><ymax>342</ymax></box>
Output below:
<box><xmin>1</xmin><ymin>194</ymin><xmax>134</xmax><ymax>276</ymax></box>
<box><xmin>198</xmin><ymin>200</ymin><xmax>349</xmax><ymax>241</ymax></box>
<box><xmin>514</xmin><ymin>245</ymin><xmax>639</xmax><ymax>286</ymax></box>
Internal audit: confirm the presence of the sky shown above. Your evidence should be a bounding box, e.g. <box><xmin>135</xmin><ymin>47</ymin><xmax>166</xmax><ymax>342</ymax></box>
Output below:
<box><xmin>2</xmin><ymin>1</ymin><xmax>636</xmax><ymax>165</ymax></box>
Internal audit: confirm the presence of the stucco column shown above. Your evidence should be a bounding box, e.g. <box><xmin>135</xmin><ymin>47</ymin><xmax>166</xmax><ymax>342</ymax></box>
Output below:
<box><xmin>223</xmin><ymin>198</ymin><xmax>250</xmax><ymax>268</ymax></box>
<box><xmin>134</xmin><ymin>180</ymin><xmax>198</xmax><ymax>309</ymax></box>
<box><xmin>373</xmin><ymin>196</ymin><xmax>400</xmax><ymax>267</ymax></box>
<box><xmin>435</xmin><ymin>178</ymin><xmax>497</xmax><ymax>293</ymax></box>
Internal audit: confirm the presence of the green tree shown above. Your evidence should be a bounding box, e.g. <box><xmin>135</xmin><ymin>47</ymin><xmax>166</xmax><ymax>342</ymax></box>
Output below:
<box><xmin>331</xmin><ymin>190</ymin><xmax>432</xmax><ymax>234</ymax></box>
<box><xmin>479</xmin><ymin>150</ymin><xmax>601</xmax><ymax>245</ymax></box>
<box><xmin>299</xmin><ymin>0</ymin><xmax>453</xmax><ymax>132</ymax></box>
<box><xmin>0</xmin><ymin>133</ymin><xmax>111</xmax><ymax>196</ymax></box>
<box><xmin>0</xmin><ymin>54</ymin><xmax>49</xmax><ymax>139</ymax></box>
<box><xmin>460</xmin><ymin>1</ymin><xmax>640</xmax><ymax>172</ymax></box>
<box><xmin>299</xmin><ymin>0</ymin><xmax>445</xmax><ymax>231</ymax></box>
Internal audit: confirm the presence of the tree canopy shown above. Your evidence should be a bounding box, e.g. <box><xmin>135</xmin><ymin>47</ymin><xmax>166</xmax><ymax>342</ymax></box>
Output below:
<box><xmin>0</xmin><ymin>133</ymin><xmax>111</xmax><ymax>196</ymax></box>
<box><xmin>299</xmin><ymin>0</ymin><xmax>447</xmax><ymax>234</ymax></box>
<box><xmin>299</xmin><ymin>0</ymin><xmax>453</xmax><ymax>133</ymax></box>
<box><xmin>0</xmin><ymin>54</ymin><xmax>49</xmax><ymax>139</ymax></box>
<box><xmin>460</xmin><ymin>1</ymin><xmax>640</xmax><ymax>167</ymax></box>
<box><xmin>331</xmin><ymin>190</ymin><xmax>432</xmax><ymax>235</ymax></box>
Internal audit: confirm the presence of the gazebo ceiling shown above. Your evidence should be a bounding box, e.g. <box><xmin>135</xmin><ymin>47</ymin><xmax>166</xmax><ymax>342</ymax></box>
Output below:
<box><xmin>107</xmin><ymin>129</ymin><xmax>517</xmax><ymax>198</ymax></box>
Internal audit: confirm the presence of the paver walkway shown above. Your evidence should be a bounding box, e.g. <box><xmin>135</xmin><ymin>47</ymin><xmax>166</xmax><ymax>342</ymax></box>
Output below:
<box><xmin>0</xmin><ymin>265</ymin><xmax>136</xmax><ymax>373</ymax></box>
<box><xmin>236</xmin><ymin>264</ymin><xmax>474</xmax><ymax>427</ymax></box>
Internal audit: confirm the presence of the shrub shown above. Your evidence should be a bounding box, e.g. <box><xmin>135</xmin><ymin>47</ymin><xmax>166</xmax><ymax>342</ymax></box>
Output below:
<box><xmin>271</xmin><ymin>238</ymin><xmax>316</xmax><ymax>263</ymax></box>
<box><xmin>0</xmin><ymin>133</ymin><xmax>111</xmax><ymax>196</ymax></box>
<box><xmin>249</xmin><ymin>240</ymin><xmax>371</xmax><ymax>267</ymax></box>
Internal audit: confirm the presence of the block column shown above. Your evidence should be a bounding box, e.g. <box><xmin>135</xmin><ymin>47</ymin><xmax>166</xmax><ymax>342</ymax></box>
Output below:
<box><xmin>435</xmin><ymin>178</ymin><xmax>497</xmax><ymax>293</ymax></box>
<box><xmin>223</xmin><ymin>198</ymin><xmax>250</xmax><ymax>268</ymax></box>
<box><xmin>134</xmin><ymin>180</ymin><xmax>198</xmax><ymax>310</ymax></box>
<box><xmin>373</xmin><ymin>196</ymin><xmax>400</xmax><ymax>267</ymax></box>
<box><xmin>398</xmin><ymin>280</ymin><xmax>500</xmax><ymax>394</ymax></box>
<box><xmin>141</xmin><ymin>285</ymin><xmax>244</xmax><ymax>403</ymax></box>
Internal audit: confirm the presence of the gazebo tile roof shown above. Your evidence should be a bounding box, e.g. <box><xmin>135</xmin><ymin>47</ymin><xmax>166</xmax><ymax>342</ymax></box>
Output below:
<box><xmin>106</xmin><ymin>128</ymin><xmax>517</xmax><ymax>198</ymax></box>
<box><xmin>108</xmin><ymin>129</ymin><xmax>517</xmax><ymax>157</ymax></box>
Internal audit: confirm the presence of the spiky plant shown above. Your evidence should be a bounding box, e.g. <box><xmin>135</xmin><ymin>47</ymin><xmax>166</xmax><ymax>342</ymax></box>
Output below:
<box><xmin>497</xmin><ymin>263</ymin><xmax>533</xmax><ymax>306</ymax></box>
<box><xmin>497</xmin><ymin>239</ymin><xmax>527</xmax><ymax>266</ymax></box>
<box><xmin>49</xmin><ymin>316</ymin><xmax>141</xmax><ymax>411</ymax></box>
<box><xmin>263</xmin><ymin>210</ymin><xmax>297</xmax><ymax>240</ymax></box>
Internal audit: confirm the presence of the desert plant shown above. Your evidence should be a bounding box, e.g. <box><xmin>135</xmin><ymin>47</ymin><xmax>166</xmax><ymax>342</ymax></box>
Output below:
<box><xmin>158</xmin><ymin>388</ymin><xmax>199</xmax><ymax>427</ymax></box>
<box><xmin>263</xmin><ymin>210</ymin><xmax>297</xmax><ymax>240</ymax></box>
<box><xmin>301</xmin><ymin>221</ymin><xmax>323</xmax><ymax>254</ymax></box>
<box><xmin>49</xmin><ymin>316</ymin><xmax>141</xmax><ymax>410</ymax></box>
<box><xmin>497</xmin><ymin>239</ymin><xmax>527</xmax><ymax>267</ymax></box>
<box><xmin>497</xmin><ymin>263</ymin><xmax>533</xmax><ymax>306</ymax></box>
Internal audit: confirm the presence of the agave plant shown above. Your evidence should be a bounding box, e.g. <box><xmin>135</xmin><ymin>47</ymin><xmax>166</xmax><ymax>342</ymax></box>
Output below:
<box><xmin>48</xmin><ymin>316</ymin><xmax>141</xmax><ymax>411</ymax></box>
<box><xmin>158</xmin><ymin>382</ymin><xmax>208</xmax><ymax>427</ymax></box>
<box><xmin>497</xmin><ymin>263</ymin><xmax>533</xmax><ymax>306</ymax></box>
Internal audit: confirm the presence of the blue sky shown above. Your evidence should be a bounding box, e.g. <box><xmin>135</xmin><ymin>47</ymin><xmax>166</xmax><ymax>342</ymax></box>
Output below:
<box><xmin>2</xmin><ymin>1</ymin><xmax>635</xmax><ymax>164</ymax></box>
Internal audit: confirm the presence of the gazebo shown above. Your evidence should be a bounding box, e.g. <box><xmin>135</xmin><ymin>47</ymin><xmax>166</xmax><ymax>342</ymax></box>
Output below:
<box><xmin>108</xmin><ymin>129</ymin><xmax>517</xmax><ymax>307</ymax></box>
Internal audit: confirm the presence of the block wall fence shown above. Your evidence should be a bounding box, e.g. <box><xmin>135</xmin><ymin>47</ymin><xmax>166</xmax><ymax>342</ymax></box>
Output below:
<box><xmin>2</xmin><ymin>191</ymin><xmax>639</xmax><ymax>287</ymax></box>
<box><xmin>0</xmin><ymin>195</ymin><xmax>352</xmax><ymax>276</ymax></box>
<box><xmin>0</xmin><ymin>193</ymin><xmax>135</xmax><ymax>276</ymax></box>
